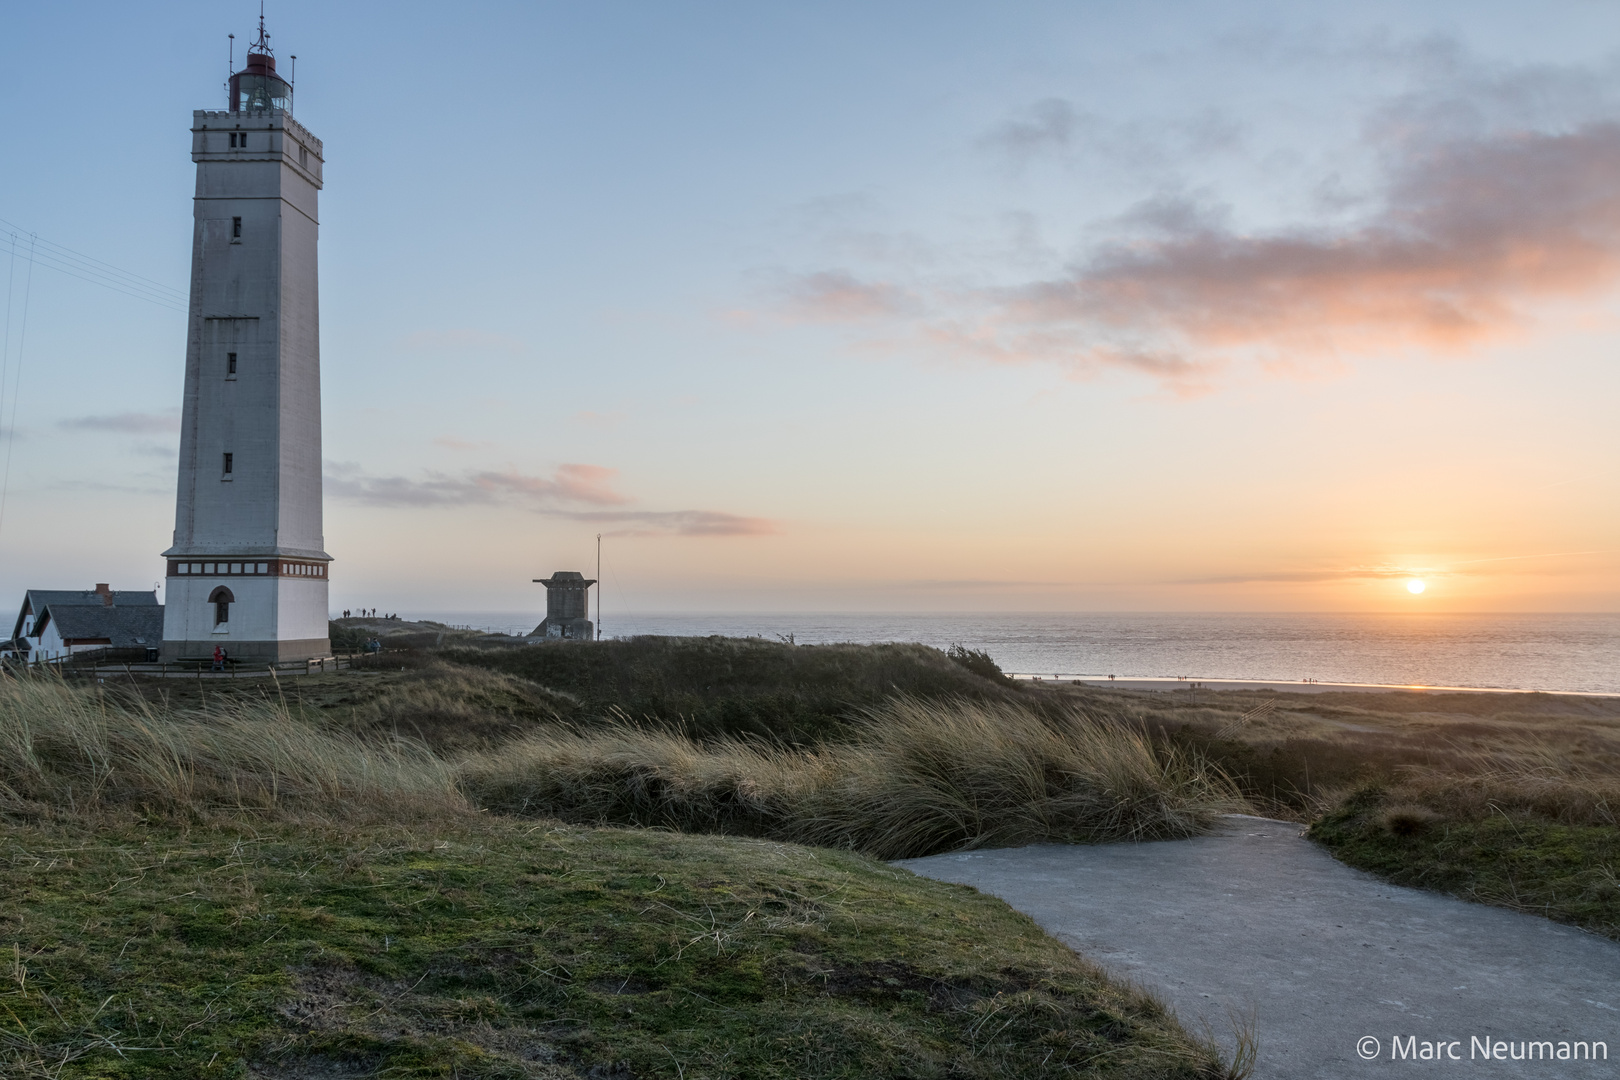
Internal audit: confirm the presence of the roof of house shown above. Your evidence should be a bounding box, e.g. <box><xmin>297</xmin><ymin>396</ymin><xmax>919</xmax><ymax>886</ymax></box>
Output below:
<box><xmin>34</xmin><ymin>603</ymin><xmax>165</xmax><ymax>649</ymax></box>
<box><xmin>12</xmin><ymin>588</ymin><xmax>160</xmax><ymax>641</ymax></box>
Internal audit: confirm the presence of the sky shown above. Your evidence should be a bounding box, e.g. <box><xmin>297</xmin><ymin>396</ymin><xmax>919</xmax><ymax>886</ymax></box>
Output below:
<box><xmin>0</xmin><ymin>0</ymin><xmax>1617</xmax><ymax>617</ymax></box>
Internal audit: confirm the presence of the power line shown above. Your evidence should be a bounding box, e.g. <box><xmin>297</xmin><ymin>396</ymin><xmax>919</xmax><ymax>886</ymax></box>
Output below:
<box><xmin>0</xmin><ymin>216</ymin><xmax>187</xmax><ymax>299</ymax></box>
<box><xmin>0</xmin><ymin>234</ymin><xmax>36</xmax><ymax>548</ymax></box>
<box><xmin>0</xmin><ymin>218</ymin><xmax>188</xmax><ymax>312</ymax></box>
<box><xmin>0</xmin><ymin>233</ymin><xmax>187</xmax><ymax>312</ymax></box>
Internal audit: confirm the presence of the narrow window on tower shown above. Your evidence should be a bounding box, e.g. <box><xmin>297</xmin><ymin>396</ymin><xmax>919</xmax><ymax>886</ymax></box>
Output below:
<box><xmin>226</xmin><ymin>352</ymin><xmax>237</xmax><ymax>378</ymax></box>
<box><xmin>232</xmin><ymin>217</ymin><xmax>242</xmax><ymax>239</ymax></box>
<box><xmin>222</xmin><ymin>452</ymin><xmax>233</xmax><ymax>477</ymax></box>
<box><xmin>210</xmin><ymin>586</ymin><xmax>234</xmax><ymax>627</ymax></box>
<box><xmin>229</xmin><ymin>132</ymin><xmax>238</xmax><ymax>148</ymax></box>
<box><xmin>299</xmin><ymin>146</ymin><xmax>308</xmax><ymax>168</ymax></box>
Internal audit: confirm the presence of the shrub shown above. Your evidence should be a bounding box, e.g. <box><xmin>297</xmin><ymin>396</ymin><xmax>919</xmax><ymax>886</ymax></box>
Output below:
<box><xmin>947</xmin><ymin>643</ymin><xmax>1011</xmax><ymax>684</ymax></box>
<box><xmin>327</xmin><ymin>619</ymin><xmax>371</xmax><ymax>653</ymax></box>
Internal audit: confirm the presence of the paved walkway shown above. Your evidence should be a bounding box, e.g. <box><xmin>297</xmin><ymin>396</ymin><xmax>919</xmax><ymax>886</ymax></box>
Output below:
<box><xmin>896</xmin><ymin>817</ymin><xmax>1620</xmax><ymax>1078</ymax></box>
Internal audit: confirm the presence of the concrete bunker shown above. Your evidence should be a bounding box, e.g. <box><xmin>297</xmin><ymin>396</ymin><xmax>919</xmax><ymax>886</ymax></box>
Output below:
<box><xmin>531</xmin><ymin>571</ymin><xmax>595</xmax><ymax>641</ymax></box>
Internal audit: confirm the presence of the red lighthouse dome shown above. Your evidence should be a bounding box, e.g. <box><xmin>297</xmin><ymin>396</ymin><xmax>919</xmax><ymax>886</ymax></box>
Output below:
<box><xmin>229</xmin><ymin>14</ymin><xmax>291</xmax><ymax>113</ymax></box>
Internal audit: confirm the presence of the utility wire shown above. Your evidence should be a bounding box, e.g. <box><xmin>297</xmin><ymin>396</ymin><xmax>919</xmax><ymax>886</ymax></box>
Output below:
<box><xmin>0</xmin><ymin>215</ymin><xmax>187</xmax><ymax>299</ymax></box>
<box><xmin>0</xmin><ymin>234</ymin><xmax>36</xmax><ymax>548</ymax></box>
<box><xmin>1</xmin><ymin>233</ymin><xmax>16</xmax><ymax>440</ymax></box>
<box><xmin>0</xmin><ymin>218</ymin><xmax>188</xmax><ymax>312</ymax></box>
<box><xmin>0</xmin><ymin>234</ymin><xmax>187</xmax><ymax>312</ymax></box>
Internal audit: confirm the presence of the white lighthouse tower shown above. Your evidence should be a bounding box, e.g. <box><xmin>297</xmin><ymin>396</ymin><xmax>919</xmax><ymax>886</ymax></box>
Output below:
<box><xmin>161</xmin><ymin>16</ymin><xmax>331</xmax><ymax>662</ymax></box>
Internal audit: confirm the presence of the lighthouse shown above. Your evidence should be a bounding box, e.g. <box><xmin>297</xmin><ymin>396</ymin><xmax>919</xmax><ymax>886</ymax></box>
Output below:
<box><xmin>160</xmin><ymin>16</ymin><xmax>331</xmax><ymax>662</ymax></box>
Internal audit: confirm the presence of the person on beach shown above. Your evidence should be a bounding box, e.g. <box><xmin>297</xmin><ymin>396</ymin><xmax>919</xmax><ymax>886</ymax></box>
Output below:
<box><xmin>212</xmin><ymin>645</ymin><xmax>223</xmax><ymax>672</ymax></box>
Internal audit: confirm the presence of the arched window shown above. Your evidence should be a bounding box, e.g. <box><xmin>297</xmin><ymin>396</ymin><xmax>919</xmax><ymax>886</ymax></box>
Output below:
<box><xmin>208</xmin><ymin>586</ymin><xmax>235</xmax><ymax>626</ymax></box>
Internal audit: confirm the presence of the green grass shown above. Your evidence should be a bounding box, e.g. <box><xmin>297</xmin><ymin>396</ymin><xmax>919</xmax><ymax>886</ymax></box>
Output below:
<box><xmin>1</xmin><ymin>817</ymin><xmax>1235</xmax><ymax>1079</ymax></box>
<box><xmin>1308</xmin><ymin>782</ymin><xmax>1620</xmax><ymax>940</ymax></box>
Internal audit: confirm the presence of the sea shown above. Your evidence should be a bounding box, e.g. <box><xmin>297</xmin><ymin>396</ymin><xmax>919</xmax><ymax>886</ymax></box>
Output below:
<box><xmin>416</xmin><ymin>612</ymin><xmax>1620</xmax><ymax>696</ymax></box>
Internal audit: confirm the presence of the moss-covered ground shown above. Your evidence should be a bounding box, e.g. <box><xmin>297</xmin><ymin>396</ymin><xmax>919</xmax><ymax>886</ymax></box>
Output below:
<box><xmin>1</xmin><ymin>816</ymin><xmax>1227</xmax><ymax>1079</ymax></box>
<box><xmin>1308</xmin><ymin>788</ymin><xmax>1620</xmax><ymax>941</ymax></box>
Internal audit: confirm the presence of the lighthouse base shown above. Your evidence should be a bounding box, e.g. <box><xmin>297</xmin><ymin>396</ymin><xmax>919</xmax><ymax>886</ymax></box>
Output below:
<box><xmin>159</xmin><ymin>636</ymin><xmax>332</xmax><ymax>664</ymax></box>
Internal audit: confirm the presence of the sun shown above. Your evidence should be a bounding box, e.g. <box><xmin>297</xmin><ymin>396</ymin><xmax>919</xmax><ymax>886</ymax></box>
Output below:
<box><xmin>1406</xmin><ymin>579</ymin><xmax>1426</xmax><ymax>595</ymax></box>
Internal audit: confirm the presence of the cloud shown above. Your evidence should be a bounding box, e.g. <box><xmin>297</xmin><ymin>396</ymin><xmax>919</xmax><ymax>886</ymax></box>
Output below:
<box><xmin>979</xmin><ymin>98</ymin><xmax>1082</xmax><ymax>159</ymax></box>
<box><xmin>1178</xmin><ymin>567</ymin><xmax>1431</xmax><ymax>585</ymax></box>
<box><xmin>398</xmin><ymin>329</ymin><xmax>526</xmax><ymax>353</ymax></box>
<box><xmin>895</xmin><ymin>578</ymin><xmax>1069</xmax><ymax>590</ymax></box>
<box><xmin>1179</xmin><ymin>550</ymin><xmax>1611</xmax><ymax>585</ymax></box>
<box><xmin>779</xmin><ymin>120</ymin><xmax>1620</xmax><ymax>393</ymax></box>
<box><xmin>326</xmin><ymin>463</ymin><xmax>628</xmax><ymax>508</ymax></box>
<box><xmin>131</xmin><ymin>442</ymin><xmax>177</xmax><ymax>458</ymax></box>
<box><xmin>768</xmin><ymin>54</ymin><xmax>1620</xmax><ymax>393</ymax></box>
<box><xmin>781</xmin><ymin>270</ymin><xmax>920</xmax><ymax>322</ymax></box>
<box><xmin>434</xmin><ymin>436</ymin><xmax>496</xmax><ymax>451</ymax></box>
<box><xmin>58</xmin><ymin>410</ymin><xmax>179</xmax><ymax>433</ymax></box>
<box><xmin>1008</xmin><ymin>122</ymin><xmax>1620</xmax><ymax>362</ymax></box>
<box><xmin>492</xmin><ymin>463</ymin><xmax>628</xmax><ymax>505</ymax></box>
<box><xmin>326</xmin><ymin>462</ymin><xmax>779</xmax><ymax>537</ymax></box>
<box><xmin>564</xmin><ymin>509</ymin><xmax>781</xmax><ymax>538</ymax></box>
<box><xmin>977</xmin><ymin>98</ymin><xmax>1243</xmax><ymax>173</ymax></box>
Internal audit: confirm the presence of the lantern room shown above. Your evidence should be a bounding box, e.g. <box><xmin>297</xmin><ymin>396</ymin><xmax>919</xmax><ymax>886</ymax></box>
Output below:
<box><xmin>228</xmin><ymin>15</ymin><xmax>291</xmax><ymax>113</ymax></box>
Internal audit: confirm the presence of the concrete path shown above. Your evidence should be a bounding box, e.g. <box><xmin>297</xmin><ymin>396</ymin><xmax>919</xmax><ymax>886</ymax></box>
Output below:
<box><xmin>895</xmin><ymin>817</ymin><xmax>1620</xmax><ymax>1078</ymax></box>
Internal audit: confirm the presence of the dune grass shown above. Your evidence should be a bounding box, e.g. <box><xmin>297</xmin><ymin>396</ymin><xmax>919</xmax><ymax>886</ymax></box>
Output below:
<box><xmin>334</xmin><ymin>664</ymin><xmax>581</xmax><ymax>752</ymax></box>
<box><xmin>462</xmin><ymin>696</ymin><xmax>1245</xmax><ymax>859</ymax></box>
<box><xmin>441</xmin><ymin>635</ymin><xmax>1018</xmax><ymax>745</ymax></box>
<box><xmin>1036</xmin><ymin>680</ymin><xmax>1620</xmax><ymax>937</ymax></box>
<box><xmin>0</xmin><ymin>674</ymin><xmax>464</xmax><ymax>823</ymax></box>
<box><xmin>0</xmin><ymin>668</ymin><xmax>1251</xmax><ymax>1079</ymax></box>
<box><xmin>1110</xmin><ymin>686</ymin><xmax>1620</xmax><ymax>820</ymax></box>
<box><xmin>6</xmin><ymin>673</ymin><xmax>1242</xmax><ymax>861</ymax></box>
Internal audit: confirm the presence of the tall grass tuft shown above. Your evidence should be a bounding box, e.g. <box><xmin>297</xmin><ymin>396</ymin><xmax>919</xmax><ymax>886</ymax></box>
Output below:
<box><xmin>0</xmin><ymin>673</ymin><xmax>465</xmax><ymax>821</ymax></box>
<box><xmin>460</xmin><ymin>697</ymin><xmax>1247</xmax><ymax>858</ymax></box>
<box><xmin>808</xmin><ymin>697</ymin><xmax>1245</xmax><ymax>856</ymax></box>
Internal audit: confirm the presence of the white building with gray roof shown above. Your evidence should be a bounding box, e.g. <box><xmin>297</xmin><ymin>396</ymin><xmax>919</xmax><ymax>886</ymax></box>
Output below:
<box><xmin>7</xmin><ymin>585</ymin><xmax>163</xmax><ymax>664</ymax></box>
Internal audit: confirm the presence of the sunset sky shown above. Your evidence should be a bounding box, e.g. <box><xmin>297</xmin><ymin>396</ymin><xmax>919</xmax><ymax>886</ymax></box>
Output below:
<box><xmin>1</xmin><ymin>1</ymin><xmax>1616</xmax><ymax>616</ymax></box>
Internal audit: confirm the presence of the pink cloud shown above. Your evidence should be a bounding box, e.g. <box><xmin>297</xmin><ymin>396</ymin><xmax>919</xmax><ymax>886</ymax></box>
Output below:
<box><xmin>475</xmin><ymin>463</ymin><xmax>628</xmax><ymax>506</ymax></box>
<box><xmin>565</xmin><ymin>509</ymin><xmax>783</xmax><ymax>537</ymax></box>
<box><xmin>1016</xmin><ymin>124</ymin><xmax>1620</xmax><ymax>358</ymax></box>
<box><xmin>325</xmin><ymin>462</ymin><xmax>779</xmax><ymax>538</ymax></box>
<box><xmin>782</xmin><ymin>270</ymin><xmax>921</xmax><ymax>322</ymax></box>
<box><xmin>771</xmin><ymin>122</ymin><xmax>1620</xmax><ymax>392</ymax></box>
<box><xmin>326</xmin><ymin>463</ymin><xmax>626</xmax><ymax>508</ymax></box>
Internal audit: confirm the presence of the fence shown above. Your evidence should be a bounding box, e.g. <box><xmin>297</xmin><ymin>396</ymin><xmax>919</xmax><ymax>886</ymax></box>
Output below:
<box><xmin>57</xmin><ymin>655</ymin><xmax>359</xmax><ymax>681</ymax></box>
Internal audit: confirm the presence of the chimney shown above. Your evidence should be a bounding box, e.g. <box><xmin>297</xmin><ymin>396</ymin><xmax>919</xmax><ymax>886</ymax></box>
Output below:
<box><xmin>94</xmin><ymin>583</ymin><xmax>114</xmax><ymax>606</ymax></box>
